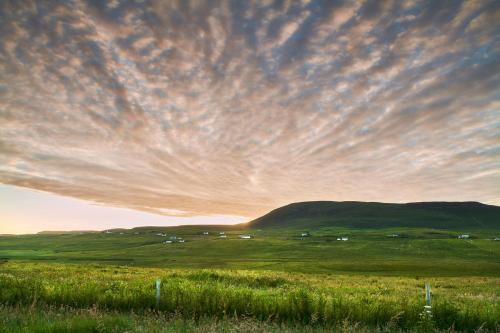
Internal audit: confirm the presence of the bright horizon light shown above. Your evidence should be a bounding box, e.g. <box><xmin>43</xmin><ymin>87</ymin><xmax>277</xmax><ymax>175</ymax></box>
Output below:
<box><xmin>0</xmin><ymin>184</ymin><xmax>247</xmax><ymax>235</ymax></box>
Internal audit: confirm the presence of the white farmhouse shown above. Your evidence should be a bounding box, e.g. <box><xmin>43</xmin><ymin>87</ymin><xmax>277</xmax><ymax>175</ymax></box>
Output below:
<box><xmin>219</xmin><ymin>235</ymin><xmax>227</xmax><ymax>238</ymax></box>
<box><xmin>163</xmin><ymin>240</ymin><xmax>172</xmax><ymax>244</ymax></box>
<box><xmin>337</xmin><ymin>237</ymin><xmax>349</xmax><ymax>241</ymax></box>
<box><xmin>458</xmin><ymin>234</ymin><xmax>470</xmax><ymax>239</ymax></box>
<box><xmin>203</xmin><ymin>232</ymin><xmax>209</xmax><ymax>235</ymax></box>
<box><xmin>239</xmin><ymin>235</ymin><xmax>251</xmax><ymax>239</ymax></box>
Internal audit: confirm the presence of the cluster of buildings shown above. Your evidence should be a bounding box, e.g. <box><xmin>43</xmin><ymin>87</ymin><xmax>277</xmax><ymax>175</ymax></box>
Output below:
<box><xmin>297</xmin><ymin>232</ymin><xmax>349</xmax><ymax>241</ymax></box>
<box><xmin>103</xmin><ymin>229</ymin><xmax>499</xmax><ymax>245</ymax></box>
<box><xmin>163</xmin><ymin>235</ymin><xmax>185</xmax><ymax>244</ymax></box>
<box><xmin>218</xmin><ymin>232</ymin><xmax>253</xmax><ymax>239</ymax></box>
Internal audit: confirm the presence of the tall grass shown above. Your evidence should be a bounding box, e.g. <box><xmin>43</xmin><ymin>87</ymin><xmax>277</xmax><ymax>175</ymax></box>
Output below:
<box><xmin>0</xmin><ymin>262</ymin><xmax>498</xmax><ymax>331</ymax></box>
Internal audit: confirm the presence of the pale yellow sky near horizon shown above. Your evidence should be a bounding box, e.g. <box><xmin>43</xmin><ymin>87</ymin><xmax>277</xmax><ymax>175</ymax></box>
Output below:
<box><xmin>0</xmin><ymin>184</ymin><xmax>247</xmax><ymax>235</ymax></box>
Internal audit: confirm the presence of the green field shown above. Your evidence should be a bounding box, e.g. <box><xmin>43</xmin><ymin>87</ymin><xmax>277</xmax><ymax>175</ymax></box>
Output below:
<box><xmin>1</xmin><ymin>202</ymin><xmax>499</xmax><ymax>332</ymax></box>
<box><xmin>1</xmin><ymin>224</ymin><xmax>499</xmax><ymax>276</ymax></box>
<box><xmin>1</xmin><ymin>261</ymin><xmax>499</xmax><ymax>332</ymax></box>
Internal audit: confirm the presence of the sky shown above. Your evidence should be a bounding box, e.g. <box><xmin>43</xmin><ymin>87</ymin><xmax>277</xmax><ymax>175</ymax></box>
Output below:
<box><xmin>0</xmin><ymin>0</ymin><xmax>499</xmax><ymax>234</ymax></box>
<box><xmin>0</xmin><ymin>184</ymin><xmax>246</xmax><ymax>234</ymax></box>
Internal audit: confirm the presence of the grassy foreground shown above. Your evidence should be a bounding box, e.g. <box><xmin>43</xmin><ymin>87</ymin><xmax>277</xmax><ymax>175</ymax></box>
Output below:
<box><xmin>2</xmin><ymin>306</ymin><xmax>453</xmax><ymax>333</ymax></box>
<box><xmin>1</xmin><ymin>262</ymin><xmax>498</xmax><ymax>332</ymax></box>
<box><xmin>0</xmin><ymin>306</ymin><xmax>423</xmax><ymax>333</ymax></box>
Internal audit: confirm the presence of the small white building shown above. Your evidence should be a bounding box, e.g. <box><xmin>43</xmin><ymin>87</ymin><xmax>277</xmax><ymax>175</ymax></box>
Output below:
<box><xmin>301</xmin><ymin>232</ymin><xmax>310</xmax><ymax>237</ymax></box>
<box><xmin>388</xmin><ymin>234</ymin><xmax>399</xmax><ymax>238</ymax></box>
<box><xmin>219</xmin><ymin>232</ymin><xmax>225</xmax><ymax>235</ymax></box>
<box><xmin>163</xmin><ymin>240</ymin><xmax>172</xmax><ymax>244</ymax></box>
<box><xmin>337</xmin><ymin>237</ymin><xmax>349</xmax><ymax>241</ymax></box>
<box><xmin>156</xmin><ymin>233</ymin><xmax>167</xmax><ymax>237</ymax></box>
<box><xmin>239</xmin><ymin>235</ymin><xmax>251</xmax><ymax>239</ymax></box>
<box><xmin>203</xmin><ymin>232</ymin><xmax>209</xmax><ymax>235</ymax></box>
<box><xmin>458</xmin><ymin>234</ymin><xmax>470</xmax><ymax>239</ymax></box>
<box><xmin>494</xmin><ymin>237</ymin><xmax>500</xmax><ymax>241</ymax></box>
<box><xmin>105</xmin><ymin>230</ymin><xmax>113</xmax><ymax>234</ymax></box>
<box><xmin>219</xmin><ymin>235</ymin><xmax>227</xmax><ymax>238</ymax></box>
<box><xmin>178</xmin><ymin>239</ymin><xmax>185</xmax><ymax>243</ymax></box>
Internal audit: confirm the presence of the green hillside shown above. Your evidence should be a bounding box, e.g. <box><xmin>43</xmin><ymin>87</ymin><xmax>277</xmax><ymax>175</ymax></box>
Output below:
<box><xmin>246</xmin><ymin>201</ymin><xmax>500</xmax><ymax>230</ymax></box>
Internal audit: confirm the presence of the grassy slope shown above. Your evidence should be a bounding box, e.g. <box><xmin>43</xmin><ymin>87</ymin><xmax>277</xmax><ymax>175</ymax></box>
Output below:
<box><xmin>246</xmin><ymin>201</ymin><xmax>500</xmax><ymax>230</ymax></box>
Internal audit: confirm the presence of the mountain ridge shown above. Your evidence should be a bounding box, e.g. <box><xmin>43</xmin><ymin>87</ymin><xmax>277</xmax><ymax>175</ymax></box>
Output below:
<box><xmin>245</xmin><ymin>201</ymin><xmax>500</xmax><ymax>230</ymax></box>
<box><xmin>30</xmin><ymin>201</ymin><xmax>500</xmax><ymax>235</ymax></box>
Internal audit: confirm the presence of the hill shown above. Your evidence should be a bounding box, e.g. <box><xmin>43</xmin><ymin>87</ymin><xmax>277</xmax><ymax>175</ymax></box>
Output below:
<box><xmin>37</xmin><ymin>230</ymin><xmax>98</xmax><ymax>235</ymax></box>
<box><xmin>246</xmin><ymin>201</ymin><xmax>500</xmax><ymax>230</ymax></box>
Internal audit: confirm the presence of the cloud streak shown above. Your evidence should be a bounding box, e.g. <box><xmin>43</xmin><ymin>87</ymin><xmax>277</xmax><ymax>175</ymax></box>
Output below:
<box><xmin>1</xmin><ymin>0</ymin><xmax>499</xmax><ymax>219</ymax></box>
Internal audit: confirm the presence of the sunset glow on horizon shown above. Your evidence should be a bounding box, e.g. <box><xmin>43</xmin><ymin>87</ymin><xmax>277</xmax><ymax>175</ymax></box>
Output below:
<box><xmin>1</xmin><ymin>184</ymin><xmax>247</xmax><ymax>234</ymax></box>
<box><xmin>1</xmin><ymin>0</ymin><xmax>499</xmax><ymax>234</ymax></box>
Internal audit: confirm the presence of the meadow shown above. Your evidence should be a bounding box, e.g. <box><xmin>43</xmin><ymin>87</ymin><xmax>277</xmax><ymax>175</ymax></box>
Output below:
<box><xmin>1</xmin><ymin>224</ymin><xmax>499</xmax><ymax>275</ymax></box>
<box><xmin>0</xmin><ymin>261</ymin><xmax>499</xmax><ymax>332</ymax></box>
<box><xmin>1</xmin><ymin>222</ymin><xmax>499</xmax><ymax>332</ymax></box>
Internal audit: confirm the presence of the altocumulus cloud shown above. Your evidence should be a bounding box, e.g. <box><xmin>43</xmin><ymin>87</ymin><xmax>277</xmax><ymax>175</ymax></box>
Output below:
<box><xmin>0</xmin><ymin>0</ymin><xmax>499</xmax><ymax>218</ymax></box>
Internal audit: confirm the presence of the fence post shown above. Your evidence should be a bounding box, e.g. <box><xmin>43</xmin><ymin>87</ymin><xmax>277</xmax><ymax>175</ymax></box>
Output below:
<box><xmin>425</xmin><ymin>283</ymin><xmax>431</xmax><ymax>306</ymax></box>
<box><xmin>155</xmin><ymin>279</ymin><xmax>161</xmax><ymax>308</ymax></box>
<box><xmin>424</xmin><ymin>283</ymin><xmax>432</xmax><ymax>315</ymax></box>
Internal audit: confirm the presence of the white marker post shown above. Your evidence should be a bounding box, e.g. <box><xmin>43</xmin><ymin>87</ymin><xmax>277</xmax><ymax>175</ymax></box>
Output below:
<box><xmin>424</xmin><ymin>283</ymin><xmax>432</xmax><ymax>314</ymax></box>
<box><xmin>155</xmin><ymin>279</ymin><xmax>161</xmax><ymax>308</ymax></box>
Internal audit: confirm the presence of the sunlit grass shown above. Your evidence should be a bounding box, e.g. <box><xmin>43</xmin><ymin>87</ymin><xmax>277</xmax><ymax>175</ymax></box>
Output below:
<box><xmin>1</xmin><ymin>262</ymin><xmax>498</xmax><ymax>331</ymax></box>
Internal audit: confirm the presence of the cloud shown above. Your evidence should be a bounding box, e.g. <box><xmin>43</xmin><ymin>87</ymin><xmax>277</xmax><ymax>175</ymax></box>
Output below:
<box><xmin>0</xmin><ymin>0</ymin><xmax>499</xmax><ymax>219</ymax></box>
